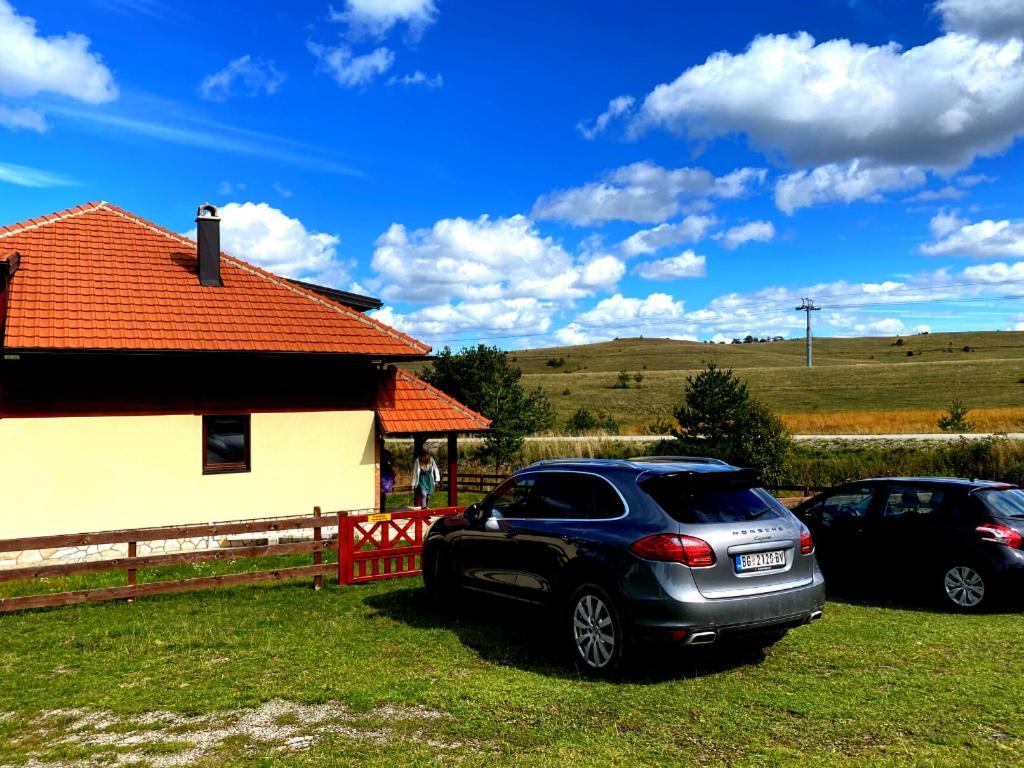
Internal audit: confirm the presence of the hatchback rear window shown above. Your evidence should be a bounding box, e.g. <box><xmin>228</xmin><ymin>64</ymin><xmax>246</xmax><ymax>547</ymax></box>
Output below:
<box><xmin>641</xmin><ymin>475</ymin><xmax>785</xmax><ymax>525</ymax></box>
<box><xmin>976</xmin><ymin>488</ymin><xmax>1024</xmax><ymax>519</ymax></box>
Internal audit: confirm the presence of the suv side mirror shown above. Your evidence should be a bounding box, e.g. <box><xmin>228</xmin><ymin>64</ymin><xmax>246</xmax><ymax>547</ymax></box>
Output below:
<box><xmin>464</xmin><ymin>503</ymin><xmax>483</xmax><ymax>523</ymax></box>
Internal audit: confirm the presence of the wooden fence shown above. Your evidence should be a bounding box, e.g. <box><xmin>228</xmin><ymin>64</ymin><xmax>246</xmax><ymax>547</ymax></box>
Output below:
<box><xmin>0</xmin><ymin>507</ymin><xmax>464</xmax><ymax>614</ymax></box>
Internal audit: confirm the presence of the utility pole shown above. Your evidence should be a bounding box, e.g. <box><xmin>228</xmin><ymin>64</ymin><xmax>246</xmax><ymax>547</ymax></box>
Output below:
<box><xmin>794</xmin><ymin>298</ymin><xmax>821</xmax><ymax>368</ymax></box>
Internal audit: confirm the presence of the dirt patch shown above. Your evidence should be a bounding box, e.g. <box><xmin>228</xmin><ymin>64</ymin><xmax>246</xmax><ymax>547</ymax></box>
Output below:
<box><xmin>4</xmin><ymin>699</ymin><xmax>464</xmax><ymax>767</ymax></box>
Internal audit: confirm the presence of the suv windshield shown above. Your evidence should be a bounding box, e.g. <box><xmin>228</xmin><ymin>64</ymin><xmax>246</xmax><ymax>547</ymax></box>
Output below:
<box><xmin>976</xmin><ymin>488</ymin><xmax>1024</xmax><ymax>519</ymax></box>
<box><xmin>642</xmin><ymin>475</ymin><xmax>785</xmax><ymax>525</ymax></box>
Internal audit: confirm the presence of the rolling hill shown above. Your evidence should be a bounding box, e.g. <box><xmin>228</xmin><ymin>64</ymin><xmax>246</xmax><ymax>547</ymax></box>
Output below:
<box><xmin>456</xmin><ymin>331</ymin><xmax>1024</xmax><ymax>434</ymax></box>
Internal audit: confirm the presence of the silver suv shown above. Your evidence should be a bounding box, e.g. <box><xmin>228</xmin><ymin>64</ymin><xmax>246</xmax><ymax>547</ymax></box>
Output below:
<box><xmin>423</xmin><ymin>457</ymin><xmax>826</xmax><ymax>675</ymax></box>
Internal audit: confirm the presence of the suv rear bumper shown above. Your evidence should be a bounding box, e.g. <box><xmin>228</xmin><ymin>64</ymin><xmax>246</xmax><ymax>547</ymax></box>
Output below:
<box><xmin>622</xmin><ymin>563</ymin><xmax>827</xmax><ymax>639</ymax></box>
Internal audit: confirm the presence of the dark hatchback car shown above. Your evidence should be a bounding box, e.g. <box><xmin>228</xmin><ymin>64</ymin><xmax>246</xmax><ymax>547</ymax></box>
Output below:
<box><xmin>422</xmin><ymin>458</ymin><xmax>825</xmax><ymax>674</ymax></box>
<box><xmin>793</xmin><ymin>478</ymin><xmax>1024</xmax><ymax>611</ymax></box>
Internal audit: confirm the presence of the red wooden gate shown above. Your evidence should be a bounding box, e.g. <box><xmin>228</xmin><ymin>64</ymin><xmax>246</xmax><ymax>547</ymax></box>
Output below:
<box><xmin>338</xmin><ymin>507</ymin><xmax>463</xmax><ymax>585</ymax></box>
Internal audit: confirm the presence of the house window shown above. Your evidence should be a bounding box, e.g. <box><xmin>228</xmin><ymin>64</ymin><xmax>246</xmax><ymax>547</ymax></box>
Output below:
<box><xmin>203</xmin><ymin>415</ymin><xmax>251</xmax><ymax>474</ymax></box>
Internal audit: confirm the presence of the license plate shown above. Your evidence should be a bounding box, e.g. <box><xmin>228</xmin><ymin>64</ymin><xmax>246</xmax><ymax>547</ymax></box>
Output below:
<box><xmin>735</xmin><ymin>550</ymin><xmax>786</xmax><ymax>573</ymax></box>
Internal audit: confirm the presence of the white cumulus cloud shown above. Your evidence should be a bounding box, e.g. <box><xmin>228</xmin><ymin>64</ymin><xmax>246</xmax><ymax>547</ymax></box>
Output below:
<box><xmin>937</xmin><ymin>0</ymin><xmax>1024</xmax><ymax>41</ymax></box>
<box><xmin>775</xmin><ymin>161</ymin><xmax>927</xmax><ymax>214</ymax></box>
<box><xmin>185</xmin><ymin>202</ymin><xmax>350</xmax><ymax>286</ymax></box>
<box><xmin>198</xmin><ymin>55</ymin><xmax>285</xmax><ymax>102</ymax></box>
<box><xmin>0</xmin><ymin>0</ymin><xmax>117</xmax><ymax>103</ymax></box>
<box><xmin>921</xmin><ymin>212</ymin><xmax>1024</xmax><ymax>258</ymax></box>
<box><xmin>635</xmin><ymin>250</ymin><xmax>707</xmax><ymax>280</ymax></box>
<box><xmin>330</xmin><ymin>0</ymin><xmax>438</xmax><ymax>40</ymax></box>
<box><xmin>371</xmin><ymin>213</ymin><xmax>622</xmax><ymax>304</ymax></box>
<box><xmin>716</xmin><ymin>220</ymin><xmax>775</xmax><ymax>249</ymax></box>
<box><xmin>619</xmin><ymin>214</ymin><xmax>718</xmax><ymax>257</ymax></box>
<box><xmin>308</xmin><ymin>42</ymin><xmax>394</xmax><ymax>88</ymax></box>
<box><xmin>626</xmin><ymin>31</ymin><xmax>1024</xmax><ymax>171</ymax></box>
<box><xmin>532</xmin><ymin>162</ymin><xmax>765</xmax><ymax>225</ymax></box>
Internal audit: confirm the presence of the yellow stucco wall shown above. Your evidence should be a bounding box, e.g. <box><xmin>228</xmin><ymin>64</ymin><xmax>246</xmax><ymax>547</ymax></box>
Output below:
<box><xmin>0</xmin><ymin>411</ymin><xmax>376</xmax><ymax>538</ymax></box>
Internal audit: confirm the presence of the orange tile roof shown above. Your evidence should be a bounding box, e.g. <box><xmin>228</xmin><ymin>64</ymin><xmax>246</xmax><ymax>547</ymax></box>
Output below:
<box><xmin>376</xmin><ymin>366</ymin><xmax>491</xmax><ymax>435</ymax></box>
<box><xmin>0</xmin><ymin>202</ymin><xmax>430</xmax><ymax>356</ymax></box>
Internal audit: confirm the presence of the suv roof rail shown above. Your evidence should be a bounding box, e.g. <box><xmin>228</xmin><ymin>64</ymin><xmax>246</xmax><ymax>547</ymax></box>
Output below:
<box><xmin>527</xmin><ymin>458</ymin><xmax>637</xmax><ymax>468</ymax></box>
<box><xmin>628</xmin><ymin>455</ymin><xmax>730</xmax><ymax>465</ymax></box>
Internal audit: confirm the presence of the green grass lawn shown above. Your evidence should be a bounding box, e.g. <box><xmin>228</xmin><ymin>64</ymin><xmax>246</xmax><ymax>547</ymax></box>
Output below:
<box><xmin>1</xmin><ymin>564</ymin><xmax>1022</xmax><ymax>767</ymax></box>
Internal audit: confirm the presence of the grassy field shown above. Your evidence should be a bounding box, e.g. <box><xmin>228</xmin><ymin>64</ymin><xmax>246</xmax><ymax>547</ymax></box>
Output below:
<box><xmin>461</xmin><ymin>330</ymin><xmax>1024</xmax><ymax>433</ymax></box>
<box><xmin>1</xmin><ymin>563</ymin><xmax>1023</xmax><ymax>767</ymax></box>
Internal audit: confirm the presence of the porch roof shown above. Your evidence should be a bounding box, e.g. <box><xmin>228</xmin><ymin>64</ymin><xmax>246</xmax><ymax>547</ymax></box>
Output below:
<box><xmin>376</xmin><ymin>366</ymin><xmax>491</xmax><ymax>436</ymax></box>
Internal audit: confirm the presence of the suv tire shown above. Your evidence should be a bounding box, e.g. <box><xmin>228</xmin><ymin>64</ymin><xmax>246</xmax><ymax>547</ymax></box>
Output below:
<box><xmin>424</xmin><ymin>546</ymin><xmax>457</xmax><ymax>606</ymax></box>
<box><xmin>567</xmin><ymin>582</ymin><xmax>627</xmax><ymax>677</ymax></box>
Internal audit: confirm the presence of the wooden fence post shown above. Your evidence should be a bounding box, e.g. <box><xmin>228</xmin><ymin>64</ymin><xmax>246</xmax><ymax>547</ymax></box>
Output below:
<box><xmin>312</xmin><ymin>507</ymin><xmax>323</xmax><ymax>591</ymax></box>
<box><xmin>126</xmin><ymin>541</ymin><xmax>137</xmax><ymax>603</ymax></box>
<box><xmin>337</xmin><ymin>511</ymin><xmax>350</xmax><ymax>586</ymax></box>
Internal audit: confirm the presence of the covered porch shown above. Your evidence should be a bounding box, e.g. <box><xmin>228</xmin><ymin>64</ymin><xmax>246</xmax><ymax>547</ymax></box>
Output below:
<box><xmin>375</xmin><ymin>366</ymin><xmax>491</xmax><ymax>508</ymax></box>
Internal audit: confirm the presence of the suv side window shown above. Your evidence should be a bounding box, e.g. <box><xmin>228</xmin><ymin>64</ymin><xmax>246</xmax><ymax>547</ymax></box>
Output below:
<box><xmin>482</xmin><ymin>476</ymin><xmax>535</xmax><ymax>518</ymax></box>
<box><xmin>882</xmin><ymin>485</ymin><xmax>945</xmax><ymax>522</ymax></box>
<box><xmin>530</xmin><ymin>472</ymin><xmax>626</xmax><ymax>520</ymax></box>
<box><xmin>813</xmin><ymin>486</ymin><xmax>875</xmax><ymax>527</ymax></box>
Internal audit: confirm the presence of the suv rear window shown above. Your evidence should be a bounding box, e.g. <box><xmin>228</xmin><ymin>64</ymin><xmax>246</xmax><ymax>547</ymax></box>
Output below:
<box><xmin>976</xmin><ymin>488</ymin><xmax>1024</xmax><ymax>519</ymax></box>
<box><xmin>641</xmin><ymin>475</ymin><xmax>785</xmax><ymax>525</ymax></box>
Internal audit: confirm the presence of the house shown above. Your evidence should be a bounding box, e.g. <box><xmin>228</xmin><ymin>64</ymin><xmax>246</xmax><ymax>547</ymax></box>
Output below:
<box><xmin>0</xmin><ymin>202</ymin><xmax>489</xmax><ymax>564</ymax></box>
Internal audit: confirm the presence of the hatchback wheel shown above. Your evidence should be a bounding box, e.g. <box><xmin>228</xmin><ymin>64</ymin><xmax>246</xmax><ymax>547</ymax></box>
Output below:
<box><xmin>568</xmin><ymin>583</ymin><xmax>626</xmax><ymax>675</ymax></box>
<box><xmin>942</xmin><ymin>564</ymin><xmax>988</xmax><ymax>611</ymax></box>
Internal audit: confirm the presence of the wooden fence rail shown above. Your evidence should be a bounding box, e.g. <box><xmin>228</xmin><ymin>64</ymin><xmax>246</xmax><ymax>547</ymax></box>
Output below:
<box><xmin>0</xmin><ymin>509</ymin><xmax>339</xmax><ymax>614</ymax></box>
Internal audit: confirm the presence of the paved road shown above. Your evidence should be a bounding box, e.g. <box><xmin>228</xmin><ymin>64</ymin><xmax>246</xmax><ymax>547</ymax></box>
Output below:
<box><xmin>397</xmin><ymin>433</ymin><xmax>1024</xmax><ymax>444</ymax></box>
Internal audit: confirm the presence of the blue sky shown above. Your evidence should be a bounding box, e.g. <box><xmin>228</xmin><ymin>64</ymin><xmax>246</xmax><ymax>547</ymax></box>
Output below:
<box><xmin>2</xmin><ymin>0</ymin><xmax>1024</xmax><ymax>348</ymax></box>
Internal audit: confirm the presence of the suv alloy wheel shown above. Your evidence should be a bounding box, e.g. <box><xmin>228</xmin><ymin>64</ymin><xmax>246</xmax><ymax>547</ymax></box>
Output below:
<box><xmin>568</xmin><ymin>583</ymin><xmax>626</xmax><ymax>676</ymax></box>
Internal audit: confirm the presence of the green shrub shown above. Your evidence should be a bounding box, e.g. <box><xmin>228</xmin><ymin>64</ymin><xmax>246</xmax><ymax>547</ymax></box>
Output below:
<box><xmin>612</xmin><ymin>370</ymin><xmax>631</xmax><ymax>389</ymax></box>
<box><xmin>565</xmin><ymin>408</ymin><xmax>620</xmax><ymax>436</ymax></box>
<box><xmin>938</xmin><ymin>399</ymin><xmax>975</xmax><ymax>433</ymax></box>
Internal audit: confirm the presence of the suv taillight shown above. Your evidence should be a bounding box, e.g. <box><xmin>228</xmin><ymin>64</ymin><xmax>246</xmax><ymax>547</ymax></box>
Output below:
<box><xmin>976</xmin><ymin>524</ymin><xmax>1022</xmax><ymax>549</ymax></box>
<box><xmin>629</xmin><ymin>534</ymin><xmax>716</xmax><ymax>568</ymax></box>
<box><xmin>799</xmin><ymin>523</ymin><xmax>814</xmax><ymax>555</ymax></box>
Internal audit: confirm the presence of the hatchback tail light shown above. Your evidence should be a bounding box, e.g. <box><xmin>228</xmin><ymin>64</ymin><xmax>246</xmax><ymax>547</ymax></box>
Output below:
<box><xmin>630</xmin><ymin>534</ymin><xmax>716</xmax><ymax>568</ymax></box>
<box><xmin>799</xmin><ymin>523</ymin><xmax>814</xmax><ymax>555</ymax></box>
<box><xmin>976</xmin><ymin>524</ymin><xmax>1022</xmax><ymax>549</ymax></box>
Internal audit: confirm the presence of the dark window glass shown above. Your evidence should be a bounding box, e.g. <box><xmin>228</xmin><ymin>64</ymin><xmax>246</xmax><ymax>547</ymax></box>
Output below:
<box><xmin>528</xmin><ymin>473</ymin><xmax>624</xmax><ymax>520</ymax></box>
<box><xmin>482</xmin><ymin>477</ymin><xmax>535</xmax><ymax>518</ymax></box>
<box><xmin>976</xmin><ymin>488</ymin><xmax>1024</xmax><ymax>519</ymax></box>
<box><xmin>643</xmin><ymin>479</ymin><xmax>784</xmax><ymax>525</ymax></box>
<box><xmin>203</xmin><ymin>415</ymin><xmax>250</xmax><ymax>474</ymax></box>
<box><xmin>592</xmin><ymin>476</ymin><xmax>626</xmax><ymax>519</ymax></box>
<box><xmin>815</xmin><ymin>487</ymin><xmax>875</xmax><ymax>527</ymax></box>
<box><xmin>882</xmin><ymin>485</ymin><xmax>945</xmax><ymax>520</ymax></box>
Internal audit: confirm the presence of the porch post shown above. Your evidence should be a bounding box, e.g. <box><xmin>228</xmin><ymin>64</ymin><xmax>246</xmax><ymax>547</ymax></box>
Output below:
<box><xmin>447</xmin><ymin>432</ymin><xmax>458</xmax><ymax>507</ymax></box>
